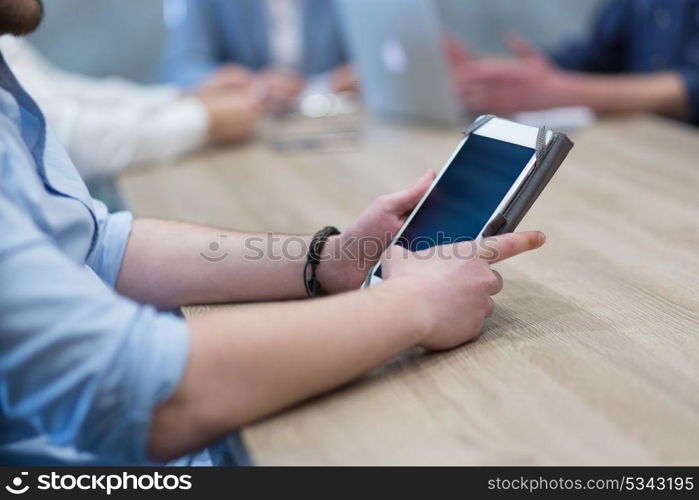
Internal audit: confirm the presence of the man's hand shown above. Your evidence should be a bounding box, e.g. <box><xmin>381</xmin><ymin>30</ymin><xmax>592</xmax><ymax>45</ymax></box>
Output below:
<box><xmin>196</xmin><ymin>88</ymin><xmax>263</xmax><ymax>144</ymax></box>
<box><xmin>383</xmin><ymin>231</ymin><xmax>546</xmax><ymax>350</ymax></box>
<box><xmin>199</xmin><ymin>64</ymin><xmax>255</xmax><ymax>95</ymax></box>
<box><xmin>148</xmin><ymin>228</ymin><xmax>545</xmax><ymax>461</ymax></box>
<box><xmin>448</xmin><ymin>35</ymin><xmax>570</xmax><ymax>114</ymax></box>
<box><xmin>254</xmin><ymin>69</ymin><xmax>306</xmax><ymax>111</ymax></box>
<box><xmin>329</xmin><ymin>64</ymin><xmax>359</xmax><ymax>93</ymax></box>
<box><xmin>317</xmin><ymin>170</ymin><xmax>437</xmax><ymax>293</ymax></box>
<box><xmin>447</xmin><ymin>35</ymin><xmax>691</xmax><ymax>119</ymax></box>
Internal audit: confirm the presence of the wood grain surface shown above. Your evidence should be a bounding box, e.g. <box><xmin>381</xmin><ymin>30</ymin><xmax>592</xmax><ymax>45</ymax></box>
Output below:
<box><xmin>118</xmin><ymin>115</ymin><xmax>699</xmax><ymax>465</ymax></box>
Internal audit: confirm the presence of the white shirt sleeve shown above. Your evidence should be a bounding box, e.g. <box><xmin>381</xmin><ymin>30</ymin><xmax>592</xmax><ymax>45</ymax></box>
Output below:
<box><xmin>0</xmin><ymin>36</ymin><xmax>209</xmax><ymax>181</ymax></box>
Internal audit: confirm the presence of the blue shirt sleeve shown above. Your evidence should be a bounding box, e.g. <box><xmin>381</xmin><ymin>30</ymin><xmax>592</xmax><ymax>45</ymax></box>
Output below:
<box><xmin>0</xmin><ymin>186</ymin><xmax>190</xmax><ymax>464</ymax></box>
<box><xmin>677</xmin><ymin>67</ymin><xmax>699</xmax><ymax>124</ymax></box>
<box><xmin>161</xmin><ymin>0</ymin><xmax>222</xmax><ymax>87</ymax></box>
<box><xmin>85</xmin><ymin>197</ymin><xmax>133</xmax><ymax>287</ymax></box>
<box><xmin>551</xmin><ymin>0</ymin><xmax>631</xmax><ymax>73</ymax></box>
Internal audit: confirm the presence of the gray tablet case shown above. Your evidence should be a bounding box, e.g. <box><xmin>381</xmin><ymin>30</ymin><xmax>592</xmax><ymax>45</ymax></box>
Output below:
<box><xmin>465</xmin><ymin>115</ymin><xmax>574</xmax><ymax>237</ymax></box>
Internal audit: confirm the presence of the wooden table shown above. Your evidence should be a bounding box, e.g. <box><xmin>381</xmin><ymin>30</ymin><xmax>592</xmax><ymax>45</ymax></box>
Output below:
<box><xmin>118</xmin><ymin>115</ymin><xmax>699</xmax><ymax>465</ymax></box>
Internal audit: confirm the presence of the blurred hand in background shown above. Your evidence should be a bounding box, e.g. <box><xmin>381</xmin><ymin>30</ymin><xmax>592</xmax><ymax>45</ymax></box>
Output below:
<box><xmin>198</xmin><ymin>64</ymin><xmax>255</xmax><ymax>94</ymax></box>
<box><xmin>199</xmin><ymin>66</ymin><xmax>304</xmax><ymax>112</ymax></box>
<box><xmin>163</xmin><ymin>0</ymin><xmax>350</xmax><ymax>112</ymax></box>
<box><xmin>446</xmin><ymin>28</ymin><xmax>692</xmax><ymax>123</ymax></box>
<box><xmin>446</xmin><ymin>34</ymin><xmax>569</xmax><ymax>114</ymax></box>
<box><xmin>199</xmin><ymin>63</ymin><xmax>358</xmax><ymax>114</ymax></box>
<box><xmin>195</xmin><ymin>87</ymin><xmax>263</xmax><ymax>144</ymax></box>
<box><xmin>254</xmin><ymin>69</ymin><xmax>305</xmax><ymax>111</ymax></box>
<box><xmin>329</xmin><ymin>63</ymin><xmax>358</xmax><ymax>94</ymax></box>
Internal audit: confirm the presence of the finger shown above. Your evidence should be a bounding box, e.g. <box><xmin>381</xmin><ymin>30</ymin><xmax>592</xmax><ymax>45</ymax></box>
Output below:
<box><xmin>409</xmin><ymin>169</ymin><xmax>437</xmax><ymax>200</ymax></box>
<box><xmin>443</xmin><ymin>34</ymin><xmax>475</xmax><ymax>66</ymax></box>
<box><xmin>215</xmin><ymin>65</ymin><xmax>254</xmax><ymax>88</ymax></box>
<box><xmin>385</xmin><ymin>169</ymin><xmax>437</xmax><ymax>214</ymax></box>
<box><xmin>504</xmin><ymin>34</ymin><xmax>548</xmax><ymax>65</ymax></box>
<box><xmin>247</xmin><ymin>98</ymin><xmax>265</xmax><ymax>117</ymax></box>
<box><xmin>455</xmin><ymin>70</ymin><xmax>515</xmax><ymax>91</ymax></box>
<box><xmin>456</xmin><ymin>59</ymin><xmax>523</xmax><ymax>84</ymax></box>
<box><xmin>251</xmin><ymin>79</ymin><xmax>271</xmax><ymax>102</ymax></box>
<box><xmin>250</xmin><ymin>90</ymin><xmax>266</xmax><ymax>107</ymax></box>
<box><xmin>490</xmin><ymin>269</ymin><xmax>503</xmax><ymax>295</ymax></box>
<box><xmin>479</xmin><ymin>231</ymin><xmax>546</xmax><ymax>264</ymax></box>
<box><xmin>485</xmin><ymin>297</ymin><xmax>496</xmax><ymax>317</ymax></box>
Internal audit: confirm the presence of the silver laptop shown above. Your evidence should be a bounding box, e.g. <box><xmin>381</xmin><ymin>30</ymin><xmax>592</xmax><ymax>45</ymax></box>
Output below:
<box><xmin>336</xmin><ymin>0</ymin><xmax>463</xmax><ymax>126</ymax></box>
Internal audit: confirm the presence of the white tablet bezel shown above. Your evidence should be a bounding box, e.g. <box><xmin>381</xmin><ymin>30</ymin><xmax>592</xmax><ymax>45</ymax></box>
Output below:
<box><xmin>363</xmin><ymin>117</ymin><xmax>552</xmax><ymax>287</ymax></box>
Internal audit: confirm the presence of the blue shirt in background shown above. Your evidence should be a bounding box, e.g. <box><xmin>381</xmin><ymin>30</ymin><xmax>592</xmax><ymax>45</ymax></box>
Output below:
<box><xmin>552</xmin><ymin>0</ymin><xmax>699</xmax><ymax>124</ymax></box>
<box><xmin>0</xmin><ymin>51</ymin><xmax>192</xmax><ymax>466</ymax></box>
<box><xmin>161</xmin><ymin>0</ymin><xmax>348</xmax><ymax>88</ymax></box>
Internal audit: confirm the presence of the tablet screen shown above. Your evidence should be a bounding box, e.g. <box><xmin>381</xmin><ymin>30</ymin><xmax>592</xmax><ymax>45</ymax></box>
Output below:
<box><xmin>397</xmin><ymin>134</ymin><xmax>535</xmax><ymax>251</ymax></box>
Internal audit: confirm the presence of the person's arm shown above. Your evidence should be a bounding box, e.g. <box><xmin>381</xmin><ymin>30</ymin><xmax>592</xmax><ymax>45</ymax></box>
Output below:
<box><xmin>0</xmin><ymin>187</ymin><xmax>190</xmax><ymax>465</ymax></box>
<box><xmin>1</xmin><ymin>37</ymin><xmax>211</xmax><ymax>178</ymax></box>
<box><xmin>41</xmin><ymin>98</ymin><xmax>210</xmax><ymax>179</ymax></box>
<box><xmin>148</xmin><ymin>232</ymin><xmax>545</xmax><ymax>462</ymax></box>
<box><xmin>555</xmin><ymin>71</ymin><xmax>691</xmax><ymax>120</ymax></box>
<box><xmin>6</xmin><ymin>40</ymin><xmax>263</xmax><ymax>179</ymax></box>
<box><xmin>0</xmin><ymin>36</ymin><xmax>183</xmax><ymax>108</ymax></box>
<box><xmin>148</xmin><ymin>279</ymin><xmax>427</xmax><ymax>461</ymax></box>
<box><xmin>115</xmin><ymin>171</ymin><xmax>438</xmax><ymax>309</ymax></box>
<box><xmin>450</xmin><ymin>35</ymin><xmax>692</xmax><ymax>120</ymax></box>
<box><xmin>2</xmin><ymin>160</ymin><xmax>542</xmax><ymax>465</ymax></box>
<box><xmin>116</xmin><ymin>220</ymin><xmax>316</xmax><ymax>308</ymax></box>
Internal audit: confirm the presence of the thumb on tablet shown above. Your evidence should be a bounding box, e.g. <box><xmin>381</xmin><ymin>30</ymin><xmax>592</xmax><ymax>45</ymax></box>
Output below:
<box><xmin>479</xmin><ymin>231</ymin><xmax>546</xmax><ymax>264</ymax></box>
<box><xmin>384</xmin><ymin>169</ymin><xmax>436</xmax><ymax>214</ymax></box>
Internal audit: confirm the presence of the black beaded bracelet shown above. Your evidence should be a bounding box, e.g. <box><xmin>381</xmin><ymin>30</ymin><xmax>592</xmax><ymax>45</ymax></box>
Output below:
<box><xmin>304</xmin><ymin>226</ymin><xmax>340</xmax><ymax>298</ymax></box>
